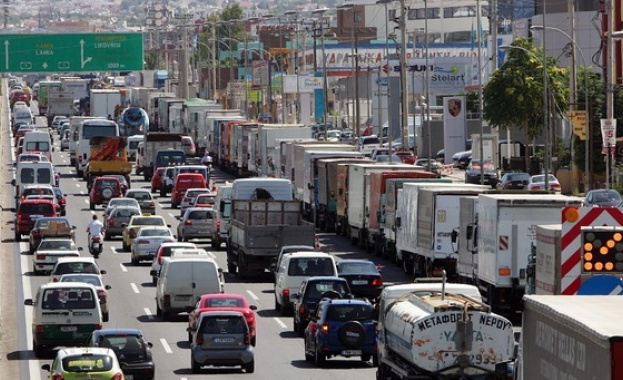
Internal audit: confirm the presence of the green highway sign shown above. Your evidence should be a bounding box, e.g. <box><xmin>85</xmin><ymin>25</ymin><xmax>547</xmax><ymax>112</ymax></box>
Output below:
<box><xmin>0</xmin><ymin>33</ymin><xmax>144</xmax><ymax>73</ymax></box>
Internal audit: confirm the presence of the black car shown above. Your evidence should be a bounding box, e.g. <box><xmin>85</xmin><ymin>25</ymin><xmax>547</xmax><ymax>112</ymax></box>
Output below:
<box><xmin>52</xmin><ymin>187</ymin><xmax>67</xmax><ymax>216</ymax></box>
<box><xmin>292</xmin><ymin>276</ymin><xmax>351</xmax><ymax>337</ymax></box>
<box><xmin>584</xmin><ymin>189</ymin><xmax>622</xmax><ymax>207</ymax></box>
<box><xmin>452</xmin><ymin>150</ymin><xmax>472</xmax><ymax>169</ymax></box>
<box><xmin>87</xmin><ymin>328</ymin><xmax>155</xmax><ymax>380</ymax></box>
<box><xmin>496</xmin><ymin>172</ymin><xmax>531</xmax><ymax>190</ymax></box>
<box><xmin>336</xmin><ymin>260</ymin><xmax>383</xmax><ymax>300</ymax></box>
<box><xmin>464</xmin><ymin>159</ymin><xmax>499</xmax><ymax>188</ymax></box>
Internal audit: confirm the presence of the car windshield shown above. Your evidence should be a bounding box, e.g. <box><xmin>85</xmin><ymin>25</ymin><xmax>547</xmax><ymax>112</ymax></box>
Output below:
<box><xmin>60</xmin><ymin>275</ymin><xmax>102</xmax><ymax>287</ymax></box>
<box><xmin>128</xmin><ymin>192</ymin><xmax>151</xmax><ymax>200</ymax></box>
<box><xmin>532</xmin><ymin>175</ymin><xmax>557</xmax><ymax>183</ymax></box>
<box><xmin>188</xmin><ymin>210</ymin><xmax>212</xmax><ymax>219</ymax></box>
<box><xmin>326</xmin><ymin>304</ymin><xmax>374</xmax><ymax>322</ymax></box>
<box><xmin>39</xmin><ymin>240</ymin><xmax>76</xmax><ymax>251</ymax></box>
<box><xmin>196</xmin><ymin>195</ymin><xmax>215</xmax><ymax>204</ymax></box>
<box><xmin>307</xmin><ymin>281</ymin><xmax>350</xmax><ymax>300</ymax></box>
<box><xmin>109</xmin><ymin>199</ymin><xmax>138</xmax><ymax>207</ymax></box>
<box><xmin>186</xmin><ymin>190</ymin><xmax>207</xmax><ymax>198</ymax></box>
<box><xmin>62</xmin><ymin>354</ymin><xmax>113</xmax><ymax>372</ymax></box>
<box><xmin>24</xmin><ymin>188</ymin><xmax>53</xmax><ymax>196</ymax></box>
<box><xmin>97</xmin><ymin>179</ymin><xmax>119</xmax><ymax>188</ymax></box>
<box><xmin>507</xmin><ymin>173</ymin><xmax>530</xmax><ymax>181</ymax></box>
<box><xmin>113</xmin><ymin>208</ymin><xmax>140</xmax><ymax>217</ymax></box>
<box><xmin>592</xmin><ymin>190</ymin><xmax>621</xmax><ymax>203</ymax></box>
<box><xmin>42</xmin><ymin>288</ymin><xmax>97</xmax><ymax>310</ymax></box>
<box><xmin>34</xmin><ymin>218</ymin><xmax>69</xmax><ymax>228</ymax></box>
<box><xmin>20</xmin><ymin>203</ymin><xmax>53</xmax><ymax>214</ymax></box>
<box><xmin>139</xmin><ymin>228</ymin><xmax>171</xmax><ymax>237</ymax></box>
<box><xmin>97</xmin><ymin>335</ymin><xmax>144</xmax><ymax>354</ymax></box>
<box><xmin>288</xmin><ymin>258</ymin><xmax>335</xmax><ymax>276</ymax></box>
<box><xmin>200</xmin><ymin>317</ymin><xmax>246</xmax><ymax>334</ymax></box>
<box><xmin>338</xmin><ymin>261</ymin><xmax>377</xmax><ymax>274</ymax></box>
<box><xmin>204</xmin><ymin>297</ymin><xmax>244</xmax><ymax>308</ymax></box>
<box><xmin>132</xmin><ymin>217</ymin><xmax>165</xmax><ymax>226</ymax></box>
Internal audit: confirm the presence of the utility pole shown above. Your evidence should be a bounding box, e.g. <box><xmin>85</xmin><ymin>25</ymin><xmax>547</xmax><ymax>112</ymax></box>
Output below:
<box><xmin>568</xmin><ymin>0</ymin><xmax>577</xmax><ymax>193</ymax></box>
<box><xmin>211</xmin><ymin>24</ymin><xmax>217</xmax><ymax>101</ymax></box>
<box><xmin>399</xmin><ymin>0</ymin><xmax>408</xmax><ymax>148</ymax></box>
<box><xmin>606</xmin><ymin>0</ymin><xmax>615</xmax><ymax>189</ymax></box>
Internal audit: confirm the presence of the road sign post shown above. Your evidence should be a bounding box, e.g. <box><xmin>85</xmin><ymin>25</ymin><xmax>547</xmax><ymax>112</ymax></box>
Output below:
<box><xmin>0</xmin><ymin>33</ymin><xmax>144</xmax><ymax>73</ymax></box>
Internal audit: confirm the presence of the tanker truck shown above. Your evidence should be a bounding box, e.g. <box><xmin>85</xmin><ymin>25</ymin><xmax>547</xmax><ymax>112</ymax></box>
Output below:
<box><xmin>377</xmin><ymin>282</ymin><xmax>516</xmax><ymax>379</ymax></box>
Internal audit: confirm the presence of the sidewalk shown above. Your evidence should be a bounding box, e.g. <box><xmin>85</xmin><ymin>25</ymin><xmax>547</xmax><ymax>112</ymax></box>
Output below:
<box><xmin>0</xmin><ymin>78</ymin><xmax>21</xmax><ymax>378</ymax></box>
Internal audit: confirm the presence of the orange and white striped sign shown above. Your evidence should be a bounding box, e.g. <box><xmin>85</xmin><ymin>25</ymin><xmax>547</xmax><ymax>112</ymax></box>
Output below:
<box><xmin>560</xmin><ymin>207</ymin><xmax>623</xmax><ymax>295</ymax></box>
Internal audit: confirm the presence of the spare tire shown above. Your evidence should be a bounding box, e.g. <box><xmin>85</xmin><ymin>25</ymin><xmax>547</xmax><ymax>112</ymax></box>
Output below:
<box><xmin>338</xmin><ymin>321</ymin><xmax>366</xmax><ymax>348</ymax></box>
<box><xmin>102</xmin><ymin>187</ymin><xmax>113</xmax><ymax>199</ymax></box>
<box><xmin>320</xmin><ymin>291</ymin><xmax>342</xmax><ymax>300</ymax></box>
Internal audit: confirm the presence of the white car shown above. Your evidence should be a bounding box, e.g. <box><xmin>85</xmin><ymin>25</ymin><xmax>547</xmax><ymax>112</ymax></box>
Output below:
<box><xmin>32</xmin><ymin>238</ymin><xmax>81</xmax><ymax>275</ymax></box>
<box><xmin>180</xmin><ymin>188</ymin><xmax>210</xmax><ymax>215</ymax></box>
<box><xmin>150</xmin><ymin>242</ymin><xmax>197</xmax><ymax>284</ymax></box>
<box><xmin>357</xmin><ymin>135</ymin><xmax>381</xmax><ymax>156</ymax></box>
<box><xmin>103</xmin><ymin>197</ymin><xmax>141</xmax><ymax>217</ymax></box>
<box><xmin>131</xmin><ymin>226</ymin><xmax>176</xmax><ymax>265</ymax></box>
<box><xmin>49</xmin><ymin>257</ymin><xmax>106</xmax><ymax>283</ymax></box>
<box><xmin>58</xmin><ymin>273</ymin><xmax>111</xmax><ymax>322</ymax></box>
<box><xmin>125</xmin><ymin>189</ymin><xmax>156</xmax><ymax>215</ymax></box>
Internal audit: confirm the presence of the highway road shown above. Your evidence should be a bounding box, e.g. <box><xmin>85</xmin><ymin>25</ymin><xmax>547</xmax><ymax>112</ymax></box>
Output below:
<box><xmin>3</xmin><ymin>110</ymin><xmax>421</xmax><ymax>379</ymax></box>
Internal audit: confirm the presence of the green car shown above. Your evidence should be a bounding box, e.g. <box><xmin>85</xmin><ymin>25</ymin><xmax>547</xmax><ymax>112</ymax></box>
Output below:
<box><xmin>41</xmin><ymin>347</ymin><xmax>125</xmax><ymax>380</ymax></box>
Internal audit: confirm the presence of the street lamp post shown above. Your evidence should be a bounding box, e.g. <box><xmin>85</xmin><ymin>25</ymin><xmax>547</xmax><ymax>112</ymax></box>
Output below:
<box><xmin>312</xmin><ymin>7</ymin><xmax>329</xmax><ymax>126</ymax></box>
<box><xmin>284</xmin><ymin>10</ymin><xmax>301</xmax><ymax>123</ymax></box>
<box><xmin>531</xmin><ymin>25</ymin><xmax>590</xmax><ymax>191</ymax></box>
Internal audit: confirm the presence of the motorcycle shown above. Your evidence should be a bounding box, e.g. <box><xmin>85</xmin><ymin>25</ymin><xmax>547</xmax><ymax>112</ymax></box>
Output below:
<box><xmin>89</xmin><ymin>234</ymin><xmax>103</xmax><ymax>258</ymax></box>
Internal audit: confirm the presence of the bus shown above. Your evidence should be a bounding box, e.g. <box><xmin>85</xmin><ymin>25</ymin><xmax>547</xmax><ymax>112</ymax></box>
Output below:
<box><xmin>76</xmin><ymin>119</ymin><xmax>119</xmax><ymax>177</ymax></box>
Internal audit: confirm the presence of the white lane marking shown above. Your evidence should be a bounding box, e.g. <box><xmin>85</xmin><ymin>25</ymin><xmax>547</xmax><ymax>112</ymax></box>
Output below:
<box><xmin>246</xmin><ymin>290</ymin><xmax>259</xmax><ymax>301</ymax></box>
<box><xmin>84</xmin><ymin>199</ymin><xmax>89</xmax><ymax>204</ymax></box>
<box><xmin>119</xmin><ymin>263</ymin><xmax>128</xmax><ymax>272</ymax></box>
<box><xmin>144</xmin><ymin>307</ymin><xmax>154</xmax><ymax>320</ymax></box>
<box><xmin>159</xmin><ymin>203</ymin><xmax>164</xmax><ymax>208</ymax></box>
<box><xmin>80</xmin><ymin>190</ymin><xmax>85</xmax><ymax>195</ymax></box>
<box><xmin>76</xmin><ymin>183</ymin><xmax>80</xmax><ymax>187</ymax></box>
<box><xmin>130</xmin><ymin>283</ymin><xmax>140</xmax><ymax>294</ymax></box>
<box><xmin>109</xmin><ymin>246</ymin><xmax>116</xmax><ymax>254</ymax></box>
<box><xmin>273</xmin><ymin>317</ymin><xmax>287</xmax><ymax>329</ymax></box>
<box><xmin>168</xmin><ymin>213</ymin><xmax>175</xmax><ymax>218</ymax></box>
<box><xmin>72</xmin><ymin>177</ymin><xmax>77</xmax><ymax>181</ymax></box>
<box><xmin>160</xmin><ymin>338</ymin><xmax>173</xmax><ymax>354</ymax></box>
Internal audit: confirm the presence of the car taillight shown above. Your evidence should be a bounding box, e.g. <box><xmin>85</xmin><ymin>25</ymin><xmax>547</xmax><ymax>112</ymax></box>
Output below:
<box><xmin>196</xmin><ymin>334</ymin><xmax>204</xmax><ymax>345</ymax></box>
<box><xmin>129</xmin><ymin>229</ymin><xmax>137</xmax><ymax>238</ymax></box>
<box><xmin>321</xmin><ymin>322</ymin><xmax>329</xmax><ymax>334</ymax></box>
<box><xmin>150</xmin><ymin>201</ymin><xmax>155</xmax><ymax>206</ymax></box>
<box><xmin>158</xmin><ymin>254</ymin><xmax>163</xmax><ymax>265</ymax></box>
<box><xmin>108</xmin><ymin>218</ymin><xmax>114</xmax><ymax>226</ymax></box>
<box><xmin>36</xmin><ymin>254</ymin><xmax>45</xmax><ymax>260</ymax></box>
<box><xmin>552</xmin><ymin>184</ymin><xmax>561</xmax><ymax>189</ymax></box>
<box><xmin>137</xmin><ymin>240</ymin><xmax>149</xmax><ymax>245</ymax></box>
<box><xmin>52</xmin><ymin>278</ymin><xmax>59</xmax><ymax>282</ymax></box>
<box><xmin>97</xmin><ymin>290</ymin><xmax>107</xmax><ymax>298</ymax></box>
<box><xmin>216</xmin><ymin>221</ymin><xmax>221</xmax><ymax>229</ymax></box>
<box><xmin>52</xmin><ymin>373</ymin><xmax>64</xmax><ymax>380</ymax></box>
<box><xmin>60</xmin><ymin>198</ymin><xmax>66</xmax><ymax>205</ymax></box>
<box><xmin>371</xmin><ymin>278</ymin><xmax>383</xmax><ymax>286</ymax></box>
<box><xmin>35</xmin><ymin>324</ymin><xmax>44</xmax><ymax>332</ymax></box>
<box><xmin>78</xmin><ymin>156</ymin><xmax>82</xmax><ymax>162</ymax></box>
<box><xmin>111</xmin><ymin>372</ymin><xmax>123</xmax><ymax>380</ymax></box>
<box><xmin>244</xmin><ymin>332</ymin><xmax>250</xmax><ymax>345</ymax></box>
<box><xmin>282</xmin><ymin>289</ymin><xmax>290</xmax><ymax>304</ymax></box>
<box><xmin>298</xmin><ymin>304</ymin><xmax>305</xmax><ymax>315</ymax></box>
<box><xmin>185</xmin><ymin>220</ymin><xmax>192</xmax><ymax>225</ymax></box>
<box><xmin>92</xmin><ymin>236</ymin><xmax>101</xmax><ymax>242</ymax></box>
<box><xmin>33</xmin><ymin>230</ymin><xmax>41</xmax><ymax>237</ymax></box>
<box><xmin>164</xmin><ymin>294</ymin><xmax>170</xmax><ymax>308</ymax></box>
<box><xmin>95</xmin><ymin>323</ymin><xmax>102</xmax><ymax>330</ymax></box>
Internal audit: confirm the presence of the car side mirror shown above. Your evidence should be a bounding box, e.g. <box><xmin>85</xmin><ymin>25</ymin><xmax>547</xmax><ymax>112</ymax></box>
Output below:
<box><xmin>175</xmin><ymin>216</ymin><xmax>180</xmax><ymax>220</ymax></box>
<box><xmin>121</xmin><ymin>223</ymin><xmax>128</xmax><ymax>227</ymax></box>
<box><xmin>250</xmin><ymin>305</ymin><xmax>257</xmax><ymax>311</ymax></box>
<box><xmin>78</xmin><ymin>247</ymin><xmax>84</xmax><ymax>251</ymax></box>
<box><xmin>100</xmin><ymin>270</ymin><xmax>107</xmax><ymax>275</ymax></box>
<box><xmin>105</xmin><ymin>285</ymin><xmax>111</xmax><ymax>290</ymax></box>
<box><xmin>269</xmin><ymin>263</ymin><xmax>277</xmax><ymax>272</ymax></box>
<box><xmin>396</xmin><ymin>217</ymin><xmax>402</xmax><ymax>228</ymax></box>
<box><xmin>167</xmin><ymin>224</ymin><xmax>171</xmax><ymax>228</ymax></box>
<box><xmin>72</xmin><ymin>225</ymin><xmax>77</xmax><ymax>229</ymax></box>
<box><xmin>24</xmin><ymin>299</ymin><xmax>33</xmax><ymax>306</ymax></box>
<box><xmin>147</xmin><ymin>342</ymin><xmax>153</xmax><ymax>349</ymax></box>
<box><xmin>218</xmin><ymin>268</ymin><xmax>223</xmax><ymax>273</ymax></box>
<box><xmin>11</xmin><ymin>179</ymin><xmax>15</xmax><ymax>186</ymax></box>
<box><xmin>186</xmin><ymin>327</ymin><xmax>194</xmax><ymax>332</ymax></box>
<box><xmin>41</xmin><ymin>364</ymin><xmax>51</xmax><ymax>372</ymax></box>
<box><xmin>150</xmin><ymin>269</ymin><xmax>158</xmax><ymax>276</ymax></box>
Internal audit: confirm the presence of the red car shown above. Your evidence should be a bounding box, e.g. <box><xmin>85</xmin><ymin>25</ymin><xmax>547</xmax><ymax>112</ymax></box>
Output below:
<box><xmin>14</xmin><ymin>199</ymin><xmax>57</xmax><ymax>242</ymax></box>
<box><xmin>187</xmin><ymin>293</ymin><xmax>258</xmax><ymax>346</ymax></box>
<box><xmin>89</xmin><ymin>176</ymin><xmax>122</xmax><ymax>210</ymax></box>
<box><xmin>151</xmin><ymin>167</ymin><xmax>165</xmax><ymax>193</ymax></box>
<box><xmin>395</xmin><ymin>150</ymin><xmax>416</xmax><ymax>165</ymax></box>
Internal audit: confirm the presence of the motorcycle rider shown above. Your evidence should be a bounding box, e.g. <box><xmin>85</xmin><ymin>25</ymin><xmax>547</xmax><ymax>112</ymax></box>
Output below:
<box><xmin>86</xmin><ymin>214</ymin><xmax>104</xmax><ymax>240</ymax></box>
<box><xmin>200</xmin><ymin>151</ymin><xmax>213</xmax><ymax>167</ymax></box>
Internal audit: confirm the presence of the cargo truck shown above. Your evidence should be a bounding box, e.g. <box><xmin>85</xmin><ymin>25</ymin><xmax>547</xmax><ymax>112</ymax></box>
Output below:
<box><xmin>253</xmin><ymin>124</ymin><xmax>311</xmax><ymax>177</ymax></box>
<box><xmin>470</xmin><ymin>194</ymin><xmax>582</xmax><ymax>321</ymax></box>
<box><xmin>60</xmin><ymin>77</ymin><xmax>89</xmax><ymax>101</ymax></box>
<box><xmin>227</xmin><ymin>178</ymin><xmax>316</xmax><ymax>279</ymax></box>
<box><xmin>181</xmin><ymin>98</ymin><xmax>221</xmax><ymax>145</ymax></box>
<box><xmin>377</xmin><ymin>281</ymin><xmax>515</xmax><ymax>380</ymax></box>
<box><xmin>516</xmin><ymin>295</ymin><xmax>623</xmax><ymax>380</ymax></box>
<box><xmin>46</xmin><ymin>92</ymin><xmax>75</xmax><ymax>127</ymax></box>
<box><xmin>86</xmin><ymin>136</ymin><xmax>132</xmax><ymax>188</ymax></box>
<box><xmin>366</xmin><ymin>172</ymin><xmax>440</xmax><ymax>256</ymax></box>
<box><xmin>231</xmin><ymin>123</ymin><xmax>260</xmax><ymax>177</ymax></box>
<box><xmin>315</xmin><ymin>157</ymin><xmax>373</xmax><ymax>232</ymax></box>
<box><xmin>157</xmin><ymin>98</ymin><xmax>184</xmax><ymax>133</ymax></box>
<box><xmin>203</xmin><ymin>113</ymin><xmax>245</xmax><ymax>159</ymax></box>
<box><xmin>90</xmin><ymin>89</ymin><xmax>122</xmax><ymax>118</ymax></box>
<box><xmin>38</xmin><ymin>80</ymin><xmax>62</xmax><ymax>115</ymax></box>
<box><xmin>348</xmin><ymin>163</ymin><xmax>431</xmax><ymax>249</ymax></box>
<box><xmin>137</xmin><ymin>133</ymin><xmax>184</xmax><ymax>180</ymax></box>
<box><xmin>395</xmin><ymin>184</ymin><xmax>489</xmax><ymax>279</ymax></box>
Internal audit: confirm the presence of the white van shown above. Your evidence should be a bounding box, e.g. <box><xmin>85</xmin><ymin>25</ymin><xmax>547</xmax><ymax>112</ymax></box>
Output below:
<box><xmin>231</xmin><ymin>178</ymin><xmax>293</xmax><ymax>200</ymax></box>
<box><xmin>128</xmin><ymin>135</ymin><xmax>144</xmax><ymax>161</ymax></box>
<box><xmin>23</xmin><ymin>131</ymin><xmax>53</xmax><ymax>160</ymax></box>
<box><xmin>12</xmin><ymin>161</ymin><xmax>55</xmax><ymax>198</ymax></box>
<box><xmin>135</xmin><ymin>142</ymin><xmax>145</xmax><ymax>175</ymax></box>
<box><xmin>25</xmin><ymin>282</ymin><xmax>103</xmax><ymax>357</ymax></box>
<box><xmin>152</xmin><ymin>256</ymin><xmax>224</xmax><ymax>320</ymax></box>
<box><xmin>211</xmin><ymin>183</ymin><xmax>233</xmax><ymax>249</ymax></box>
<box><xmin>274</xmin><ymin>251</ymin><xmax>337</xmax><ymax>314</ymax></box>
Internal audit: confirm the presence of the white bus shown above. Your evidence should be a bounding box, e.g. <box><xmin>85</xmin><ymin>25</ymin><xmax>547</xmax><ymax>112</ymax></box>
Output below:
<box><xmin>76</xmin><ymin>119</ymin><xmax>119</xmax><ymax>177</ymax></box>
<box><xmin>69</xmin><ymin>116</ymin><xmax>106</xmax><ymax>166</ymax></box>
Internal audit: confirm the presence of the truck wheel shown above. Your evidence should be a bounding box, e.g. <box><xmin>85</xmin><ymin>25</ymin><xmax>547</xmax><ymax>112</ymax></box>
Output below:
<box><xmin>244</xmin><ymin>360</ymin><xmax>255</xmax><ymax>374</ymax></box>
<box><xmin>14</xmin><ymin>230</ymin><xmax>21</xmax><ymax>242</ymax></box>
<box><xmin>210</xmin><ymin>238</ymin><xmax>220</xmax><ymax>249</ymax></box>
<box><xmin>160</xmin><ymin>187</ymin><xmax>166</xmax><ymax>197</ymax></box>
<box><xmin>402</xmin><ymin>256</ymin><xmax>413</xmax><ymax>275</ymax></box>
<box><xmin>89</xmin><ymin>202</ymin><xmax>95</xmax><ymax>211</ymax></box>
<box><xmin>77</xmin><ymin>169</ymin><xmax>83</xmax><ymax>178</ymax></box>
<box><xmin>274</xmin><ymin>295</ymin><xmax>281</xmax><ymax>311</ymax></box>
<box><xmin>227</xmin><ymin>262</ymin><xmax>237</xmax><ymax>274</ymax></box>
<box><xmin>143</xmin><ymin>173</ymin><xmax>149</xmax><ymax>182</ymax></box>
<box><xmin>33</xmin><ymin>340</ymin><xmax>44</xmax><ymax>358</ymax></box>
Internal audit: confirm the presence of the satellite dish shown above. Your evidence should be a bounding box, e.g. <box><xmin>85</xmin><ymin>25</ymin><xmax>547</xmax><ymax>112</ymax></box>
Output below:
<box><xmin>111</xmin><ymin>17</ymin><xmax>118</xmax><ymax>23</ymax></box>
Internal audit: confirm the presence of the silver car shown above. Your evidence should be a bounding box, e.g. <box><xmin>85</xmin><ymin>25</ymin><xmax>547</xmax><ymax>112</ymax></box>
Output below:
<box><xmin>125</xmin><ymin>189</ymin><xmax>156</xmax><ymax>215</ymax></box>
<box><xmin>180</xmin><ymin>188</ymin><xmax>210</xmax><ymax>215</ymax></box>
<box><xmin>190</xmin><ymin>311</ymin><xmax>254</xmax><ymax>374</ymax></box>
<box><xmin>177</xmin><ymin>207</ymin><xmax>214</xmax><ymax>242</ymax></box>
<box><xmin>103</xmin><ymin>197</ymin><xmax>141</xmax><ymax>217</ymax></box>
<box><xmin>104</xmin><ymin>205</ymin><xmax>141</xmax><ymax>239</ymax></box>
<box><xmin>130</xmin><ymin>226</ymin><xmax>175</xmax><ymax>265</ymax></box>
<box><xmin>32</xmin><ymin>238</ymin><xmax>81</xmax><ymax>275</ymax></box>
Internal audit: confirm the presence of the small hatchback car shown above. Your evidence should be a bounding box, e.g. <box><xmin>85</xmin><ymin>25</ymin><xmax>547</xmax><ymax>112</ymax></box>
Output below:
<box><xmin>41</xmin><ymin>347</ymin><xmax>125</xmax><ymax>380</ymax></box>
<box><xmin>304</xmin><ymin>298</ymin><xmax>378</xmax><ymax>367</ymax></box>
<box><xmin>88</xmin><ymin>328</ymin><xmax>155</xmax><ymax>380</ymax></box>
<box><xmin>190</xmin><ymin>311</ymin><xmax>255</xmax><ymax>374</ymax></box>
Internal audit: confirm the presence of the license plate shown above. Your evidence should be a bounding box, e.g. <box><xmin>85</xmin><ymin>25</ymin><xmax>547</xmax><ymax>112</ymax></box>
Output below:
<box><xmin>92</xmin><ymin>243</ymin><xmax>100</xmax><ymax>249</ymax></box>
<box><xmin>175</xmin><ymin>295</ymin><xmax>191</xmax><ymax>301</ymax></box>
<box><xmin>125</xmin><ymin>376</ymin><xmax>134</xmax><ymax>380</ymax></box>
<box><xmin>30</xmin><ymin>214</ymin><xmax>43</xmax><ymax>220</ymax></box>
<box><xmin>61</xmin><ymin>326</ymin><xmax>77</xmax><ymax>332</ymax></box>
<box><xmin>342</xmin><ymin>350</ymin><xmax>362</xmax><ymax>356</ymax></box>
<box><xmin>352</xmin><ymin>280</ymin><xmax>368</xmax><ymax>285</ymax></box>
<box><xmin>148</xmin><ymin>251</ymin><xmax>155</xmax><ymax>256</ymax></box>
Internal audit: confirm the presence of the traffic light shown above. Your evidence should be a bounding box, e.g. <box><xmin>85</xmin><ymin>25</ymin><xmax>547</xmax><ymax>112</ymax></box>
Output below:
<box><xmin>581</xmin><ymin>228</ymin><xmax>623</xmax><ymax>272</ymax></box>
